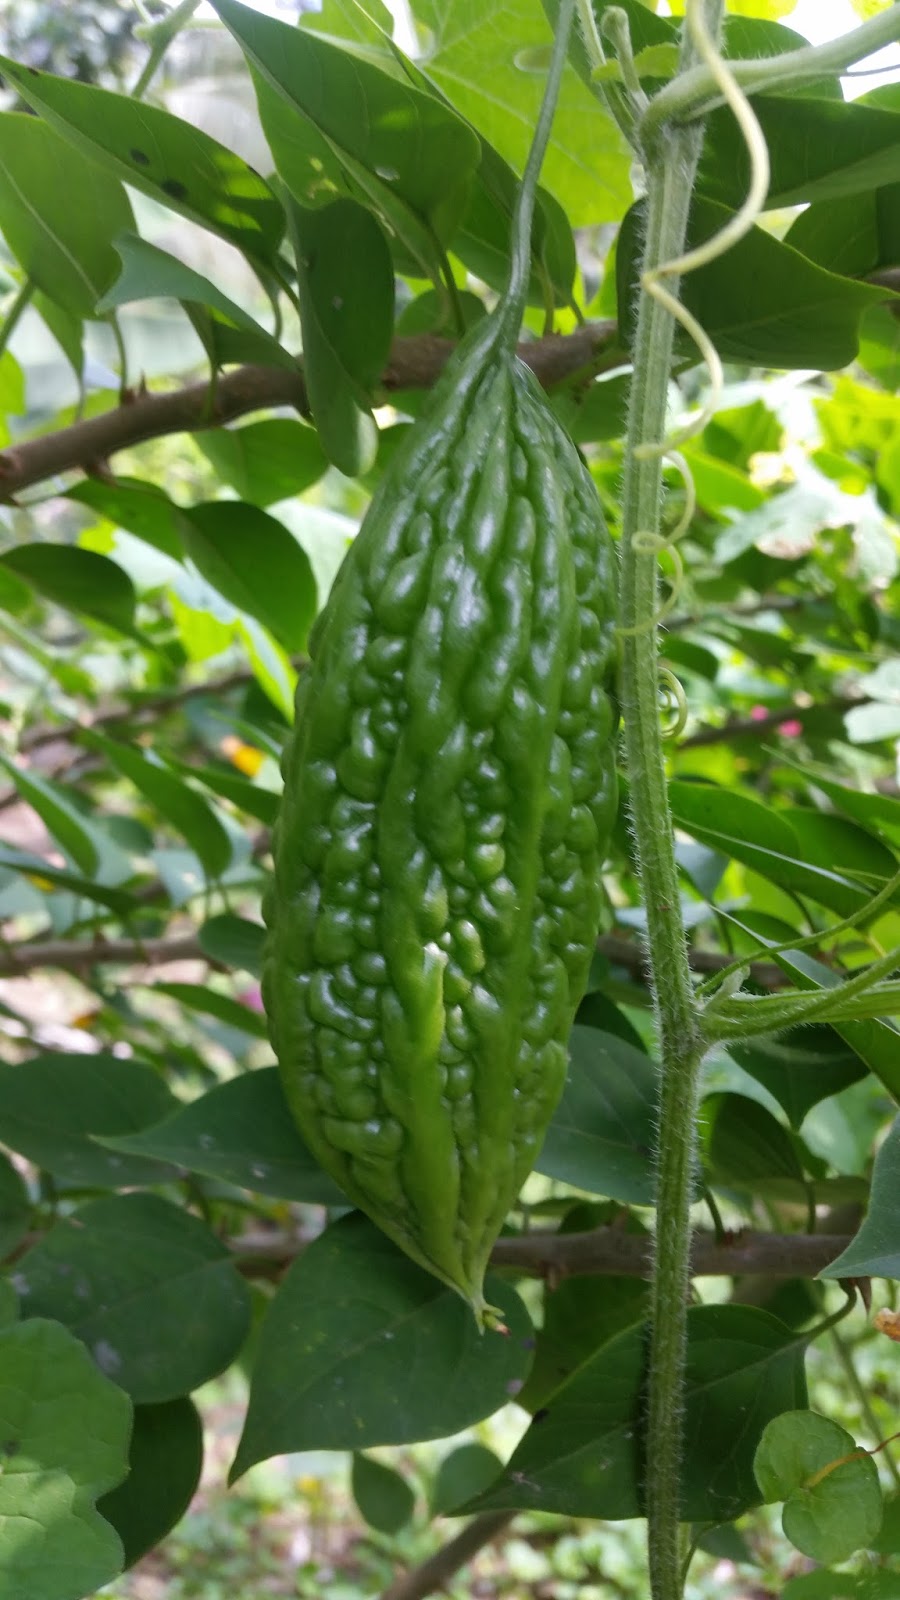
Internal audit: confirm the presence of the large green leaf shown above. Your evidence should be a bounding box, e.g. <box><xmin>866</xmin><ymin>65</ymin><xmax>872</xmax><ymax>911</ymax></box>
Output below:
<box><xmin>96</xmin><ymin>235</ymin><xmax>295</xmax><ymax>370</ymax></box>
<box><xmin>67</xmin><ymin>478</ymin><xmax>187</xmax><ymax>562</ymax></box>
<box><xmin>467</xmin><ymin>1305</ymin><xmax>808</xmax><ymax>1524</ymax></box>
<box><xmin>820</xmin><ymin>1117</ymin><xmax>900</xmax><ymax>1280</ymax></box>
<box><xmin>0</xmin><ymin>546</ymin><xmax>138</xmax><ymax>636</ymax></box>
<box><xmin>619</xmin><ymin>197</ymin><xmax>886</xmax><ymax>370</ymax></box>
<box><xmin>81</xmin><ymin>731</ymin><xmax>233</xmax><ymax>881</ymax></box>
<box><xmin>785</xmin><ymin>183</ymin><xmax>900</xmax><ymax>280</ymax></box>
<box><xmin>535</xmin><ymin>1027</ymin><xmax>657</xmax><ymax>1203</ymax></box>
<box><xmin>97</xmin><ymin>1399</ymin><xmax>203</xmax><ymax>1569</ymax></box>
<box><xmin>182</xmin><ymin>502</ymin><xmax>318</xmax><ymax>655</ymax></box>
<box><xmin>101</xmin><ymin>1067</ymin><xmax>345</xmax><ymax>1205</ymax></box>
<box><xmin>416</xmin><ymin>0</ymin><xmax>630</xmax><ymax>226</ymax></box>
<box><xmin>231</xmin><ymin>1212</ymin><xmax>533</xmax><ymax>1478</ymax></box>
<box><xmin>0</xmin><ymin>113</ymin><xmax>134</xmax><ymax>317</ymax></box>
<box><xmin>0</xmin><ymin>1053</ymin><xmax>178</xmax><ymax>1187</ymax></box>
<box><xmin>288</xmin><ymin>198</ymin><xmax>395</xmax><ymax>475</ymax></box>
<box><xmin>15</xmin><ymin>1194</ymin><xmax>252</xmax><ymax>1403</ymax></box>
<box><xmin>194</xmin><ymin>419</ymin><xmax>327</xmax><ymax>508</ymax></box>
<box><xmin>212</xmin><ymin>0</ymin><xmax>480</xmax><ymax>278</ymax></box>
<box><xmin>0</xmin><ymin>58</ymin><xmax>284</xmax><ymax>266</ymax></box>
<box><xmin>0</xmin><ymin>1319</ymin><xmax>131</xmax><ymax>1600</ymax></box>
<box><xmin>730</xmin><ymin>1026</ymin><xmax>867</xmax><ymax>1130</ymax></box>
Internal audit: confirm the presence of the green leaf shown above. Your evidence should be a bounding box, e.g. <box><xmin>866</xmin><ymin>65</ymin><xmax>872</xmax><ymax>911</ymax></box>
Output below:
<box><xmin>0</xmin><ymin>846</ymin><xmax>137</xmax><ymax>915</ymax></box>
<box><xmin>34</xmin><ymin>290</ymin><xmax>84</xmax><ymax>379</ymax></box>
<box><xmin>183</xmin><ymin>502</ymin><xmax>317</xmax><ymax>655</ymax></box>
<box><xmin>67</xmin><ymin>477</ymin><xmax>187</xmax><ymax>562</ymax></box>
<box><xmin>418</xmin><ymin>0</ymin><xmax>630</xmax><ymax>226</ymax></box>
<box><xmin>430</xmin><ymin>1442</ymin><xmax>503</xmax><ymax>1517</ymax></box>
<box><xmin>145</xmin><ymin>982</ymin><xmax>270</xmax><ymax>1040</ymax></box>
<box><xmin>0</xmin><ymin>113</ymin><xmax>134</xmax><ymax>317</ymax></box>
<box><xmin>730</xmin><ymin>1026</ymin><xmax>867</xmax><ymax>1130</ymax></box>
<box><xmin>230</xmin><ymin>1212</ymin><xmax>533</xmax><ymax>1479</ymax></box>
<box><xmin>820</xmin><ymin>1117</ymin><xmax>900</xmax><ymax>1280</ymax></box>
<box><xmin>194</xmin><ymin>419</ymin><xmax>327</xmax><ymax>507</ymax></box>
<box><xmin>15</xmin><ymin>1193</ymin><xmax>252</xmax><ymax>1404</ymax></box>
<box><xmin>97</xmin><ymin>1399</ymin><xmax>203</xmax><ymax>1570</ymax></box>
<box><xmin>783</xmin><ymin>1575</ymin><xmax>900</xmax><ymax>1600</ymax></box>
<box><xmin>82</xmin><ymin>731</ymin><xmax>233</xmax><ymax>880</ymax></box>
<box><xmin>785</xmin><ymin>184</ymin><xmax>900</xmax><ymax>281</ymax></box>
<box><xmin>96</xmin><ymin>235</ymin><xmax>294</xmax><ymax>370</ymax></box>
<box><xmin>0</xmin><ymin>1318</ymin><xmax>131</xmax><ymax>1600</ymax></box>
<box><xmin>212</xmin><ymin>0</ymin><xmax>481</xmax><ymax>271</ymax></box>
<box><xmin>198</xmin><ymin>913</ymin><xmax>266</xmax><ymax>976</ymax></box>
<box><xmin>669</xmin><ymin>781</ymin><xmax>876</xmax><ymax>919</ymax></box>
<box><xmin>754</xmin><ymin>1410</ymin><xmax>882</xmax><ymax>1566</ymax></box>
<box><xmin>0</xmin><ymin>755</ymin><xmax>98</xmax><ymax>875</ymax></box>
<box><xmin>0</xmin><ymin>59</ymin><xmax>284</xmax><ymax>267</ymax></box>
<box><xmin>172</xmin><ymin>759</ymin><xmax>281</xmax><ymax>827</ymax></box>
<box><xmin>517</xmin><ymin>1272</ymin><xmax>648</xmax><ymax>1413</ymax></box>
<box><xmin>288</xmin><ymin>198</ymin><xmax>394</xmax><ymax>476</ymax></box>
<box><xmin>619</xmin><ymin>197</ymin><xmax>885</xmax><ymax>370</ymax></box>
<box><xmin>0</xmin><ymin>1053</ymin><xmax>177</xmax><ymax>1187</ymax></box>
<box><xmin>701</xmin><ymin>94</ymin><xmax>900</xmax><ymax>211</ymax></box>
<box><xmin>0</xmin><ymin>1151</ymin><xmax>29</xmax><ymax>1261</ymax></box>
<box><xmin>535</xmin><ymin>1026</ymin><xmax>656</xmax><ymax>1203</ymax></box>
<box><xmin>99</xmin><ymin>1067</ymin><xmax>345</xmax><ymax>1205</ymax></box>
<box><xmin>771</xmin><ymin>951</ymin><xmax>900</xmax><ymax>1107</ymax></box>
<box><xmin>0</xmin><ymin>545</ymin><xmax>137</xmax><ymax>635</ymax></box>
<box><xmin>705</xmin><ymin>1094</ymin><xmax>806</xmax><ymax>1192</ymax></box>
<box><xmin>352</xmin><ymin>1453</ymin><xmax>415</xmax><ymax>1534</ymax></box>
<box><xmin>467</xmin><ymin>1305</ymin><xmax>807</xmax><ymax>1524</ymax></box>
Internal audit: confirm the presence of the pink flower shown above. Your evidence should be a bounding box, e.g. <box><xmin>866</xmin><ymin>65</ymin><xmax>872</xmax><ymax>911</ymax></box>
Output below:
<box><xmin>238</xmin><ymin>985</ymin><xmax>265</xmax><ymax>1014</ymax></box>
<box><xmin>777</xmin><ymin>719</ymin><xmax>803</xmax><ymax>739</ymax></box>
<box><xmin>750</xmin><ymin>705</ymin><xmax>769</xmax><ymax>722</ymax></box>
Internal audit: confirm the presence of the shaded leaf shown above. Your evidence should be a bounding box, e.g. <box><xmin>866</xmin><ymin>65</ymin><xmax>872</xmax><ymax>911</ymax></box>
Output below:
<box><xmin>0</xmin><ymin>58</ymin><xmax>284</xmax><ymax>266</ymax></box>
<box><xmin>146</xmin><ymin>982</ymin><xmax>270</xmax><ymax>1040</ymax></box>
<box><xmin>430</xmin><ymin>1442</ymin><xmax>503</xmax><ymax>1517</ymax></box>
<box><xmin>0</xmin><ymin>545</ymin><xmax>137</xmax><ymax>636</ymax></box>
<box><xmin>352</xmin><ymin>1453</ymin><xmax>415</xmax><ymax>1534</ymax></box>
<box><xmin>195</xmin><ymin>419</ymin><xmax>327</xmax><ymax>507</ymax></box>
<box><xmin>0</xmin><ymin>755</ymin><xmax>98</xmax><ymax>875</ymax></box>
<box><xmin>0</xmin><ymin>1151</ymin><xmax>29</xmax><ymax>1261</ymax></box>
<box><xmin>231</xmin><ymin>1212</ymin><xmax>533</xmax><ymax>1478</ymax></box>
<box><xmin>730</xmin><ymin>1026</ymin><xmax>867</xmax><ymax>1130</ymax></box>
<box><xmin>100</xmin><ymin>1067</ymin><xmax>345</xmax><ymax>1205</ymax></box>
<box><xmin>15</xmin><ymin>1193</ymin><xmax>252</xmax><ymax>1404</ymax></box>
<box><xmin>0</xmin><ymin>1053</ymin><xmax>177</xmax><ymax>1187</ymax></box>
<box><xmin>536</xmin><ymin>1026</ymin><xmax>656</xmax><ymax>1203</ymax></box>
<box><xmin>82</xmin><ymin>731</ymin><xmax>233</xmax><ymax>880</ymax></box>
<box><xmin>183</xmin><ymin>502</ymin><xmax>317</xmax><ymax>654</ymax></box>
<box><xmin>0</xmin><ymin>113</ymin><xmax>133</xmax><ymax>317</ymax></box>
<box><xmin>97</xmin><ymin>1399</ymin><xmax>203</xmax><ymax>1569</ymax></box>
<box><xmin>820</xmin><ymin>1118</ymin><xmax>900</xmax><ymax>1281</ymax></box>
<box><xmin>198</xmin><ymin>913</ymin><xmax>265</xmax><ymax>976</ymax></box>
<box><xmin>67</xmin><ymin>478</ymin><xmax>187</xmax><ymax>562</ymax></box>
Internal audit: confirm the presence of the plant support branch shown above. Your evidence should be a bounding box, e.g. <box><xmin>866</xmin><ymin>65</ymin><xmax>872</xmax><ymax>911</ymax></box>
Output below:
<box><xmin>0</xmin><ymin>324</ymin><xmax>617</xmax><ymax>501</ymax></box>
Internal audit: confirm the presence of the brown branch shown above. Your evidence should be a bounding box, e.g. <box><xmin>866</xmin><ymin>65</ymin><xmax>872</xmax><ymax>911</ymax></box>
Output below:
<box><xmin>0</xmin><ymin>925</ymin><xmax>790</xmax><ymax>986</ymax></box>
<box><xmin>679</xmin><ymin>695</ymin><xmax>858</xmax><ymax>751</ymax></box>
<box><xmin>379</xmin><ymin>1512</ymin><xmax>514</xmax><ymax>1600</ymax></box>
<box><xmin>0</xmin><ymin>323</ymin><xmax>617</xmax><ymax>500</ymax></box>
<box><xmin>230</xmin><ymin>1225</ymin><xmax>851</xmax><ymax>1282</ymax></box>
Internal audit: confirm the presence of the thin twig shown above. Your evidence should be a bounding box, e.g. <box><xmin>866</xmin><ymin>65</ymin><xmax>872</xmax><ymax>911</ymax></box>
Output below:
<box><xmin>0</xmin><ymin>324</ymin><xmax>617</xmax><ymax>501</ymax></box>
<box><xmin>679</xmin><ymin>695</ymin><xmax>858</xmax><ymax>750</ymax></box>
<box><xmin>379</xmin><ymin>1512</ymin><xmax>514</xmax><ymax>1600</ymax></box>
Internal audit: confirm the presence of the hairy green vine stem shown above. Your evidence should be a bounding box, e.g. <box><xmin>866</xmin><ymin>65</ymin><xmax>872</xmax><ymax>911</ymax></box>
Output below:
<box><xmin>618</xmin><ymin>4</ymin><xmax>723</xmax><ymax>1595</ymax></box>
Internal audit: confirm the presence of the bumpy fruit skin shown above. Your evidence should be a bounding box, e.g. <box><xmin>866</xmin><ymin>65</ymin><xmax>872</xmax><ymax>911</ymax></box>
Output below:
<box><xmin>263</xmin><ymin>316</ymin><xmax>617</xmax><ymax>1320</ymax></box>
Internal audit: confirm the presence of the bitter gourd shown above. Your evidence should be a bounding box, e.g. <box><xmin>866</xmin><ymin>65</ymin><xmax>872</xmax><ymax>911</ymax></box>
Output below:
<box><xmin>263</xmin><ymin>0</ymin><xmax>617</xmax><ymax>1323</ymax></box>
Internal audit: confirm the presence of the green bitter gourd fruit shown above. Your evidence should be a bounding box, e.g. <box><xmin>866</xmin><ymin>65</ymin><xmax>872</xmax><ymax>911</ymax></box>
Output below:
<box><xmin>263</xmin><ymin>0</ymin><xmax>617</xmax><ymax>1324</ymax></box>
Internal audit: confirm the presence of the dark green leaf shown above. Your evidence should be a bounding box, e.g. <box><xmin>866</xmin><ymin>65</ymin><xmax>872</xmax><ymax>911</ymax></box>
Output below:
<box><xmin>820</xmin><ymin>1117</ymin><xmax>900</xmax><ymax>1280</ymax></box>
<box><xmin>198</xmin><ymin>913</ymin><xmax>265</xmax><ymax>976</ymax></box>
<box><xmin>67</xmin><ymin>478</ymin><xmax>187</xmax><ymax>562</ymax></box>
<box><xmin>0</xmin><ymin>59</ymin><xmax>284</xmax><ymax>266</ymax></box>
<box><xmin>619</xmin><ymin>198</ymin><xmax>885</xmax><ymax>370</ymax></box>
<box><xmin>536</xmin><ymin>1026</ymin><xmax>657</xmax><ymax>1203</ymax></box>
<box><xmin>730</xmin><ymin>1026</ymin><xmax>867</xmax><ymax>1129</ymax></box>
<box><xmin>0</xmin><ymin>1318</ymin><xmax>131</xmax><ymax>1600</ymax></box>
<box><xmin>0</xmin><ymin>545</ymin><xmax>137</xmax><ymax>635</ymax></box>
<box><xmin>517</xmin><ymin>1274</ymin><xmax>648</xmax><ymax>1413</ymax></box>
<box><xmin>231</xmin><ymin>1212</ymin><xmax>533</xmax><ymax>1478</ymax></box>
<box><xmin>0</xmin><ymin>1151</ymin><xmax>29</xmax><ymax>1261</ymax></box>
<box><xmin>0</xmin><ymin>1053</ymin><xmax>177</xmax><ymax>1187</ymax></box>
<box><xmin>100</xmin><ymin>1067</ymin><xmax>345</xmax><ymax>1205</ymax></box>
<box><xmin>195</xmin><ymin>419</ymin><xmax>327</xmax><ymax>507</ymax></box>
<box><xmin>701</xmin><ymin>94</ymin><xmax>900</xmax><ymax>211</ymax></box>
<box><xmin>771</xmin><ymin>950</ymin><xmax>900</xmax><ymax>1106</ymax></box>
<box><xmin>147</xmin><ymin>982</ymin><xmax>269</xmax><ymax>1040</ymax></box>
<box><xmin>468</xmin><ymin>1305</ymin><xmax>807</xmax><ymax>1524</ymax></box>
<box><xmin>82</xmin><ymin>731</ymin><xmax>233</xmax><ymax>880</ymax></box>
<box><xmin>15</xmin><ymin>1193</ymin><xmax>252</xmax><ymax>1403</ymax></box>
<box><xmin>0</xmin><ymin>755</ymin><xmax>98</xmax><ymax>875</ymax></box>
<box><xmin>183</xmin><ymin>502</ymin><xmax>317</xmax><ymax>654</ymax></box>
<box><xmin>430</xmin><ymin>1442</ymin><xmax>502</xmax><ymax>1517</ymax></box>
<box><xmin>0</xmin><ymin>846</ymin><xmax>138</xmax><ymax>915</ymax></box>
<box><xmin>0</xmin><ymin>113</ymin><xmax>134</xmax><ymax>316</ymax></box>
<box><xmin>171</xmin><ymin>760</ymin><xmax>281</xmax><ymax>827</ymax></box>
<box><xmin>352</xmin><ymin>1453</ymin><xmax>415</xmax><ymax>1535</ymax></box>
<box><xmin>97</xmin><ymin>1399</ymin><xmax>203</xmax><ymax>1569</ymax></box>
<box><xmin>705</xmin><ymin>1094</ymin><xmax>806</xmax><ymax>1190</ymax></box>
<box><xmin>97</xmin><ymin>235</ymin><xmax>294</xmax><ymax>370</ymax></box>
